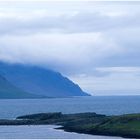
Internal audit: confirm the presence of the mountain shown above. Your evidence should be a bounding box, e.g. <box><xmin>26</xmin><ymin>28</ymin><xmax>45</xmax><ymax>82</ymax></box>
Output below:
<box><xmin>0</xmin><ymin>62</ymin><xmax>89</xmax><ymax>97</ymax></box>
<box><xmin>0</xmin><ymin>74</ymin><xmax>42</xmax><ymax>99</ymax></box>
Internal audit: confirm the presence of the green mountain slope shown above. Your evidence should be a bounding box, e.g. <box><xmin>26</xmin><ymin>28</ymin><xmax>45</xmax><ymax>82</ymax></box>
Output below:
<box><xmin>0</xmin><ymin>62</ymin><xmax>90</xmax><ymax>97</ymax></box>
<box><xmin>0</xmin><ymin>75</ymin><xmax>42</xmax><ymax>99</ymax></box>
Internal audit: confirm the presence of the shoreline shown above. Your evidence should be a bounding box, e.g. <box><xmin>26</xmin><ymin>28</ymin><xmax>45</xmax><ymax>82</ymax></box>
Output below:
<box><xmin>0</xmin><ymin>112</ymin><xmax>140</xmax><ymax>139</ymax></box>
<box><xmin>0</xmin><ymin>125</ymin><xmax>122</xmax><ymax>139</ymax></box>
<box><xmin>57</xmin><ymin>126</ymin><xmax>126</xmax><ymax>139</ymax></box>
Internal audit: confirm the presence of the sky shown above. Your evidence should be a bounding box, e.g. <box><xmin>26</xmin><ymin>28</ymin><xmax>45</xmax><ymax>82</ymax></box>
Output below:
<box><xmin>0</xmin><ymin>1</ymin><xmax>140</xmax><ymax>95</ymax></box>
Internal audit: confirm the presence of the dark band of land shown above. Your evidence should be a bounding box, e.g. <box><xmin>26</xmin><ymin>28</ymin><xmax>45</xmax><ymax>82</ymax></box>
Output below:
<box><xmin>0</xmin><ymin>112</ymin><xmax>140</xmax><ymax>139</ymax></box>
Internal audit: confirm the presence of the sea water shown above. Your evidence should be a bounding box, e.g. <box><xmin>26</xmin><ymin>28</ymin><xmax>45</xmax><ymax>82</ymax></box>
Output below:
<box><xmin>0</xmin><ymin>96</ymin><xmax>140</xmax><ymax>119</ymax></box>
<box><xmin>1</xmin><ymin>96</ymin><xmax>138</xmax><ymax>139</ymax></box>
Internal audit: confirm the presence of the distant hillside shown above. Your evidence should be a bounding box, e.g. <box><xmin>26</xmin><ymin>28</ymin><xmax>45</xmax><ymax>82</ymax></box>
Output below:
<box><xmin>0</xmin><ymin>75</ymin><xmax>42</xmax><ymax>99</ymax></box>
<box><xmin>0</xmin><ymin>62</ymin><xmax>89</xmax><ymax>97</ymax></box>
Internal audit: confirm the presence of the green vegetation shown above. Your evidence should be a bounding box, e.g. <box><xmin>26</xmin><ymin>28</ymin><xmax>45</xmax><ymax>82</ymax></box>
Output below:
<box><xmin>0</xmin><ymin>112</ymin><xmax>140</xmax><ymax>138</ymax></box>
<box><xmin>0</xmin><ymin>62</ymin><xmax>89</xmax><ymax>98</ymax></box>
<box><xmin>0</xmin><ymin>75</ymin><xmax>43</xmax><ymax>99</ymax></box>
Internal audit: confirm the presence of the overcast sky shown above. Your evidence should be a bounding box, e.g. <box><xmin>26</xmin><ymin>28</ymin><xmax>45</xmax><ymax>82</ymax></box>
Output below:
<box><xmin>0</xmin><ymin>1</ymin><xmax>140</xmax><ymax>95</ymax></box>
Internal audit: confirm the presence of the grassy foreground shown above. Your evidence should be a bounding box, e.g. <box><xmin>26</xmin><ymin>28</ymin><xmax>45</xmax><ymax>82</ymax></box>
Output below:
<box><xmin>0</xmin><ymin>112</ymin><xmax>140</xmax><ymax>138</ymax></box>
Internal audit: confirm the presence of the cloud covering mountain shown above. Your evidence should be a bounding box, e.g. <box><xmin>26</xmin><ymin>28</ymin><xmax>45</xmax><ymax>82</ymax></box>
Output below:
<box><xmin>0</xmin><ymin>62</ymin><xmax>89</xmax><ymax>97</ymax></box>
<box><xmin>0</xmin><ymin>1</ymin><xmax>140</xmax><ymax>95</ymax></box>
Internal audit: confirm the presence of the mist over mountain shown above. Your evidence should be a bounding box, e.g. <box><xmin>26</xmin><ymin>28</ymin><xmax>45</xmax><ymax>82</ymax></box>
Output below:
<box><xmin>0</xmin><ymin>62</ymin><xmax>89</xmax><ymax>98</ymax></box>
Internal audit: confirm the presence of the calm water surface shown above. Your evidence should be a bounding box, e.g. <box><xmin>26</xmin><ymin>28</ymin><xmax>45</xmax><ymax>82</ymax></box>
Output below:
<box><xmin>0</xmin><ymin>125</ymin><xmax>122</xmax><ymax>139</ymax></box>
<box><xmin>0</xmin><ymin>96</ymin><xmax>140</xmax><ymax>119</ymax></box>
<box><xmin>0</xmin><ymin>96</ymin><xmax>138</xmax><ymax>139</ymax></box>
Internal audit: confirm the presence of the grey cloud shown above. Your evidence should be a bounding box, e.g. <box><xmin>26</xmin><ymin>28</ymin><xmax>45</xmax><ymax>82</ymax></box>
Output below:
<box><xmin>0</xmin><ymin>10</ymin><xmax>140</xmax><ymax>35</ymax></box>
<box><xmin>0</xmin><ymin>1</ymin><xmax>140</xmax><ymax>93</ymax></box>
<box><xmin>0</xmin><ymin>2</ymin><xmax>140</xmax><ymax>73</ymax></box>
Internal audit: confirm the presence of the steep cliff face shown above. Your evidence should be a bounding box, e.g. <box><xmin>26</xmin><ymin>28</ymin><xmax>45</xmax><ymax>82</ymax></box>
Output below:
<box><xmin>0</xmin><ymin>62</ymin><xmax>89</xmax><ymax>97</ymax></box>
